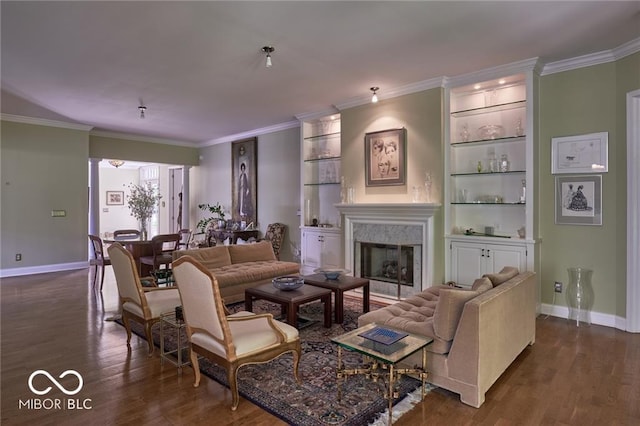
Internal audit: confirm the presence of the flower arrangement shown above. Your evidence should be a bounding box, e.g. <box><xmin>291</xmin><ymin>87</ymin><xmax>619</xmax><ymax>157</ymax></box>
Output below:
<box><xmin>127</xmin><ymin>183</ymin><xmax>162</xmax><ymax>238</ymax></box>
<box><xmin>197</xmin><ymin>202</ymin><xmax>226</xmax><ymax>232</ymax></box>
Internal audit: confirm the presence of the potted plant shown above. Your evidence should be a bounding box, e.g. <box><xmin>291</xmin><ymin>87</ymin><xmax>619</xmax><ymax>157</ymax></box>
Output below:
<box><xmin>196</xmin><ymin>203</ymin><xmax>226</xmax><ymax>233</ymax></box>
<box><xmin>127</xmin><ymin>183</ymin><xmax>162</xmax><ymax>240</ymax></box>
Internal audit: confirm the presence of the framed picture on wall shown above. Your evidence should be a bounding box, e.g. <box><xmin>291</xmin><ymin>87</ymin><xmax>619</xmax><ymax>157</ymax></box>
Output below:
<box><xmin>555</xmin><ymin>175</ymin><xmax>602</xmax><ymax>225</ymax></box>
<box><xmin>551</xmin><ymin>132</ymin><xmax>608</xmax><ymax>174</ymax></box>
<box><xmin>106</xmin><ymin>191</ymin><xmax>124</xmax><ymax>205</ymax></box>
<box><xmin>231</xmin><ymin>137</ymin><xmax>257</xmax><ymax>225</ymax></box>
<box><xmin>364</xmin><ymin>128</ymin><xmax>406</xmax><ymax>186</ymax></box>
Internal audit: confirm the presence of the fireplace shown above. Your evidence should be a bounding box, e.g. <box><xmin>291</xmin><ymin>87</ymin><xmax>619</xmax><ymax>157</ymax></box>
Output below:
<box><xmin>336</xmin><ymin>203</ymin><xmax>440</xmax><ymax>300</ymax></box>
<box><xmin>357</xmin><ymin>242</ymin><xmax>421</xmax><ymax>299</ymax></box>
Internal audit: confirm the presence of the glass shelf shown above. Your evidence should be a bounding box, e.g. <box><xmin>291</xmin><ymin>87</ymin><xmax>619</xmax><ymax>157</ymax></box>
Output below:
<box><xmin>451</xmin><ymin>135</ymin><xmax>525</xmax><ymax>147</ymax></box>
<box><xmin>451</xmin><ymin>202</ymin><xmax>526</xmax><ymax>205</ymax></box>
<box><xmin>304</xmin><ymin>182</ymin><xmax>340</xmax><ymax>186</ymax></box>
<box><xmin>304</xmin><ymin>155</ymin><xmax>341</xmax><ymax>163</ymax></box>
<box><xmin>303</xmin><ymin>131</ymin><xmax>340</xmax><ymax>141</ymax></box>
<box><xmin>451</xmin><ymin>170</ymin><xmax>525</xmax><ymax>177</ymax></box>
<box><xmin>451</xmin><ymin>100</ymin><xmax>526</xmax><ymax>117</ymax></box>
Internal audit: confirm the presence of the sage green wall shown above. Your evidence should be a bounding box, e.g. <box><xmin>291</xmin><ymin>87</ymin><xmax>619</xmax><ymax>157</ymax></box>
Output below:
<box><xmin>341</xmin><ymin>88</ymin><xmax>445</xmax><ymax>284</ymax></box>
<box><xmin>539</xmin><ymin>53</ymin><xmax>639</xmax><ymax>317</ymax></box>
<box><xmin>1</xmin><ymin>121</ymin><xmax>89</xmax><ymax>268</ymax></box>
<box><xmin>195</xmin><ymin>127</ymin><xmax>301</xmax><ymax>261</ymax></box>
<box><xmin>90</xmin><ymin>135</ymin><xmax>199</xmax><ymax>166</ymax></box>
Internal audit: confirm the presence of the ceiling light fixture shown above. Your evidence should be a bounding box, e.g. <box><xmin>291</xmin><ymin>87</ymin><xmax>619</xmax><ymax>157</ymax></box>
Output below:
<box><xmin>138</xmin><ymin>105</ymin><xmax>146</xmax><ymax>119</ymax></box>
<box><xmin>261</xmin><ymin>46</ymin><xmax>275</xmax><ymax>68</ymax></box>
<box><xmin>108</xmin><ymin>159</ymin><xmax>125</xmax><ymax>168</ymax></box>
<box><xmin>370</xmin><ymin>87</ymin><xmax>379</xmax><ymax>103</ymax></box>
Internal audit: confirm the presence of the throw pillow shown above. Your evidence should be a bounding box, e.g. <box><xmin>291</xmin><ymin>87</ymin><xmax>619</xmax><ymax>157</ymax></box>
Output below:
<box><xmin>228</xmin><ymin>240</ymin><xmax>276</xmax><ymax>263</ymax></box>
<box><xmin>483</xmin><ymin>266</ymin><xmax>519</xmax><ymax>287</ymax></box>
<box><xmin>471</xmin><ymin>277</ymin><xmax>493</xmax><ymax>293</ymax></box>
<box><xmin>433</xmin><ymin>288</ymin><xmax>479</xmax><ymax>341</ymax></box>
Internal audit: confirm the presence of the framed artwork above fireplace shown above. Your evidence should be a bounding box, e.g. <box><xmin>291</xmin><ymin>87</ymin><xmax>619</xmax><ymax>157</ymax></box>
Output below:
<box><xmin>364</xmin><ymin>128</ymin><xmax>406</xmax><ymax>187</ymax></box>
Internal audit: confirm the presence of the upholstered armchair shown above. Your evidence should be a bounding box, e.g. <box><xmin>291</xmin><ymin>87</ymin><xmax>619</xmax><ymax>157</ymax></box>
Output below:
<box><xmin>172</xmin><ymin>255</ymin><xmax>301</xmax><ymax>410</ymax></box>
<box><xmin>264</xmin><ymin>222</ymin><xmax>286</xmax><ymax>260</ymax></box>
<box><xmin>108</xmin><ymin>242</ymin><xmax>181</xmax><ymax>355</ymax></box>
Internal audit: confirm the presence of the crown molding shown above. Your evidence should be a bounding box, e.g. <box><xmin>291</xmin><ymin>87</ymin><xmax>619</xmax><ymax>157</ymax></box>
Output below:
<box><xmin>89</xmin><ymin>129</ymin><xmax>197</xmax><ymax>147</ymax></box>
<box><xmin>203</xmin><ymin>119</ymin><xmax>300</xmax><ymax>146</ymax></box>
<box><xmin>445</xmin><ymin>58</ymin><xmax>541</xmax><ymax>88</ymax></box>
<box><xmin>541</xmin><ymin>50</ymin><xmax>616</xmax><ymax>76</ymax></box>
<box><xmin>334</xmin><ymin>77</ymin><xmax>445</xmax><ymax>111</ymax></box>
<box><xmin>0</xmin><ymin>113</ymin><xmax>93</xmax><ymax>131</ymax></box>
<box><xmin>295</xmin><ymin>107</ymin><xmax>340</xmax><ymax>122</ymax></box>
<box><xmin>541</xmin><ymin>37</ymin><xmax>640</xmax><ymax>76</ymax></box>
<box><xmin>613</xmin><ymin>37</ymin><xmax>640</xmax><ymax>60</ymax></box>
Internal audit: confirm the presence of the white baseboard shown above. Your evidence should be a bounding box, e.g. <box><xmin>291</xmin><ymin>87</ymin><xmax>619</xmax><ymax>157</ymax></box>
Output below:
<box><xmin>0</xmin><ymin>261</ymin><xmax>88</xmax><ymax>278</ymax></box>
<box><xmin>540</xmin><ymin>303</ymin><xmax>627</xmax><ymax>331</ymax></box>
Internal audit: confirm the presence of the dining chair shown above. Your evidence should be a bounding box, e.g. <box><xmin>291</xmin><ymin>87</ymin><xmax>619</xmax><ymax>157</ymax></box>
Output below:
<box><xmin>114</xmin><ymin>229</ymin><xmax>141</xmax><ymax>239</ymax></box>
<box><xmin>88</xmin><ymin>234</ymin><xmax>112</xmax><ymax>291</ymax></box>
<box><xmin>107</xmin><ymin>242</ymin><xmax>181</xmax><ymax>355</ymax></box>
<box><xmin>172</xmin><ymin>255</ymin><xmax>301</xmax><ymax>410</ymax></box>
<box><xmin>177</xmin><ymin>228</ymin><xmax>192</xmax><ymax>250</ymax></box>
<box><xmin>139</xmin><ymin>233</ymin><xmax>181</xmax><ymax>272</ymax></box>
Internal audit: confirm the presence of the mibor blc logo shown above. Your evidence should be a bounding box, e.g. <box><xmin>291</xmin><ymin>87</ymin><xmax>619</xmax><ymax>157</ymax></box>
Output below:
<box><xmin>19</xmin><ymin>369</ymin><xmax>92</xmax><ymax>410</ymax></box>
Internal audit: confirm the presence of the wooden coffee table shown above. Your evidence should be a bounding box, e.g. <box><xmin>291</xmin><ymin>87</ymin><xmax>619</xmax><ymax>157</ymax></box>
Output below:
<box><xmin>303</xmin><ymin>274</ymin><xmax>370</xmax><ymax>324</ymax></box>
<box><xmin>245</xmin><ymin>283</ymin><xmax>332</xmax><ymax>328</ymax></box>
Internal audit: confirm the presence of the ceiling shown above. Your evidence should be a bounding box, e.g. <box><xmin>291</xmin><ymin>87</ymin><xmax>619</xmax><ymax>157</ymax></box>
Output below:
<box><xmin>2</xmin><ymin>1</ymin><xmax>639</xmax><ymax>147</ymax></box>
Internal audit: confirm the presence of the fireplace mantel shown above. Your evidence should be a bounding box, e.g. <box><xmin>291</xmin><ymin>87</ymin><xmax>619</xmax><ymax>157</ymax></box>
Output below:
<box><xmin>335</xmin><ymin>203</ymin><xmax>440</xmax><ymax>219</ymax></box>
<box><xmin>336</xmin><ymin>203</ymin><xmax>441</xmax><ymax>295</ymax></box>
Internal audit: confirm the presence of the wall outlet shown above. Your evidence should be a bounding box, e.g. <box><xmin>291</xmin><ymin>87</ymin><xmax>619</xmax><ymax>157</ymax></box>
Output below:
<box><xmin>15</xmin><ymin>253</ymin><xmax>22</xmax><ymax>261</ymax></box>
<box><xmin>554</xmin><ymin>281</ymin><xmax>563</xmax><ymax>293</ymax></box>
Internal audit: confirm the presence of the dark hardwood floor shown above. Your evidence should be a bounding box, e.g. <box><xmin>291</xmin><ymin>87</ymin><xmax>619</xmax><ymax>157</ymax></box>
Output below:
<box><xmin>1</xmin><ymin>268</ymin><xmax>639</xmax><ymax>425</ymax></box>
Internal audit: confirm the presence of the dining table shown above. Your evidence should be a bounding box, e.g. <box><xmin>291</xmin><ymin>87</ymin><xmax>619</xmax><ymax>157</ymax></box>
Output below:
<box><xmin>104</xmin><ymin>236</ymin><xmax>155</xmax><ymax>277</ymax></box>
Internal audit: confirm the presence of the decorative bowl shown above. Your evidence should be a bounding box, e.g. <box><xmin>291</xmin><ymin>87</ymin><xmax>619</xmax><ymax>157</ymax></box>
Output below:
<box><xmin>477</xmin><ymin>124</ymin><xmax>505</xmax><ymax>140</ymax></box>
<box><xmin>314</xmin><ymin>268</ymin><xmax>350</xmax><ymax>280</ymax></box>
<box><xmin>272</xmin><ymin>276</ymin><xmax>304</xmax><ymax>291</ymax></box>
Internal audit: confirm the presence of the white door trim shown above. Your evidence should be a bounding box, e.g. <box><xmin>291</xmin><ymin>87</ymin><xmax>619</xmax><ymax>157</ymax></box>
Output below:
<box><xmin>627</xmin><ymin>89</ymin><xmax>640</xmax><ymax>332</ymax></box>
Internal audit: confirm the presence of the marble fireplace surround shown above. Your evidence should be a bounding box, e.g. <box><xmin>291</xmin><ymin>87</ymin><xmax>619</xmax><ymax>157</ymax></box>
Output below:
<box><xmin>335</xmin><ymin>203</ymin><xmax>440</xmax><ymax>293</ymax></box>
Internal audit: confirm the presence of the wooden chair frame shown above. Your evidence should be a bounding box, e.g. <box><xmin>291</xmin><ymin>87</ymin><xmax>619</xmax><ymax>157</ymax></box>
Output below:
<box><xmin>108</xmin><ymin>242</ymin><xmax>180</xmax><ymax>356</ymax></box>
<box><xmin>172</xmin><ymin>256</ymin><xmax>301</xmax><ymax>410</ymax></box>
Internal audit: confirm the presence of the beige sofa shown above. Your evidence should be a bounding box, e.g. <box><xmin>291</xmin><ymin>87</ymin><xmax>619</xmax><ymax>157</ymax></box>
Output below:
<box><xmin>358</xmin><ymin>267</ymin><xmax>536</xmax><ymax>408</ymax></box>
<box><xmin>172</xmin><ymin>241</ymin><xmax>299</xmax><ymax>304</ymax></box>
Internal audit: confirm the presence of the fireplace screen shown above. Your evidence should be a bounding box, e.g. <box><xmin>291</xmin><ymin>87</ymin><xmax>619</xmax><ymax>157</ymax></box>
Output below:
<box><xmin>359</xmin><ymin>242</ymin><xmax>415</xmax><ymax>286</ymax></box>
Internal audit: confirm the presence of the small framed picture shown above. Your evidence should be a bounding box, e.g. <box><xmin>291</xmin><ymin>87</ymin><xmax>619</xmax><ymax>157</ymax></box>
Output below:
<box><xmin>365</xmin><ymin>128</ymin><xmax>406</xmax><ymax>187</ymax></box>
<box><xmin>551</xmin><ymin>132</ymin><xmax>608</xmax><ymax>174</ymax></box>
<box><xmin>555</xmin><ymin>175</ymin><xmax>602</xmax><ymax>225</ymax></box>
<box><xmin>106</xmin><ymin>191</ymin><xmax>124</xmax><ymax>205</ymax></box>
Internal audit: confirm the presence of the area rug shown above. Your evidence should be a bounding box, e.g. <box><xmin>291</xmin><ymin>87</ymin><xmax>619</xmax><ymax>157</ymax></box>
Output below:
<box><xmin>118</xmin><ymin>297</ymin><xmax>432</xmax><ymax>425</ymax></box>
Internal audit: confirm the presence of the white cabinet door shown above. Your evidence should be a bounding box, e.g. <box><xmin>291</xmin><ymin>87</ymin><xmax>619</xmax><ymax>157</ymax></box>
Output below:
<box><xmin>302</xmin><ymin>230</ymin><xmax>323</xmax><ymax>269</ymax></box>
<box><xmin>321</xmin><ymin>232</ymin><xmax>342</xmax><ymax>269</ymax></box>
<box><xmin>451</xmin><ymin>240</ymin><xmax>527</xmax><ymax>287</ymax></box>
<box><xmin>485</xmin><ymin>243</ymin><xmax>527</xmax><ymax>273</ymax></box>
<box><xmin>451</xmin><ymin>241</ymin><xmax>484</xmax><ymax>286</ymax></box>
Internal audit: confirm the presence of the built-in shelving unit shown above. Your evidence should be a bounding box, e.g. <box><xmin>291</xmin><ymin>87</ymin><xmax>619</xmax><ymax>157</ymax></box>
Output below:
<box><xmin>299</xmin><ymin>114</ymin><xmax>343</xmax><ymax>274</ymax></box>
<box><xmin>444</xmin><ymin>66</ymin><xmax>539</xmax><ymax>287</ymax></box>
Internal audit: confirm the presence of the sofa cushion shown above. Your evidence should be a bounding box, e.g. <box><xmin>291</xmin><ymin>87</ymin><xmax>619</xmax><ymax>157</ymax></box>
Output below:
<box><xmin>471</xmin><ymin>277</ymin><xmax>493</xmax><ymax>293</ymax></box>
<box><xmin>172</xmin><ymin>246</ymin><xmax>232</xmax><ymax>269</ymax></box>
<box><xmin>433</xmin><ymin>288</ymin><xmax>479</xmax><ymax>341</ymax></box>
<box><xmin>483</xmin><ymin>266</ymin><xmax>519</xmax><ymax>287</ymax></box>
<box><xmin>212</xmin><ymin>261</ymin><xmax>299</xmax><ymax>287</ymax></box>
<box><xmin>228</xmin><ymin>241</ymin><xmax>276</xmax><ymax>264</ymax></box>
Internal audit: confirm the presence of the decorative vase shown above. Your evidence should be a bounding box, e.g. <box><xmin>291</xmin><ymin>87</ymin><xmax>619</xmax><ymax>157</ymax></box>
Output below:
<box><xmin>565</xmin><ymin>267</ymin><xmax>594</xmax><ymax>327</ymax></box>
<box><xmin>140</xmin><ymin>219</ymin><xmax>148</xmax><ymax>240</ymax></box>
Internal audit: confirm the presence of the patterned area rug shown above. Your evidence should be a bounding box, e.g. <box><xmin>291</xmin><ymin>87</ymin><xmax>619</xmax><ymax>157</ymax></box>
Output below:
<box><xmin>120</xmin><ymin>297</ymin><xmax>430</xmax><ymax>425</ymax></box>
